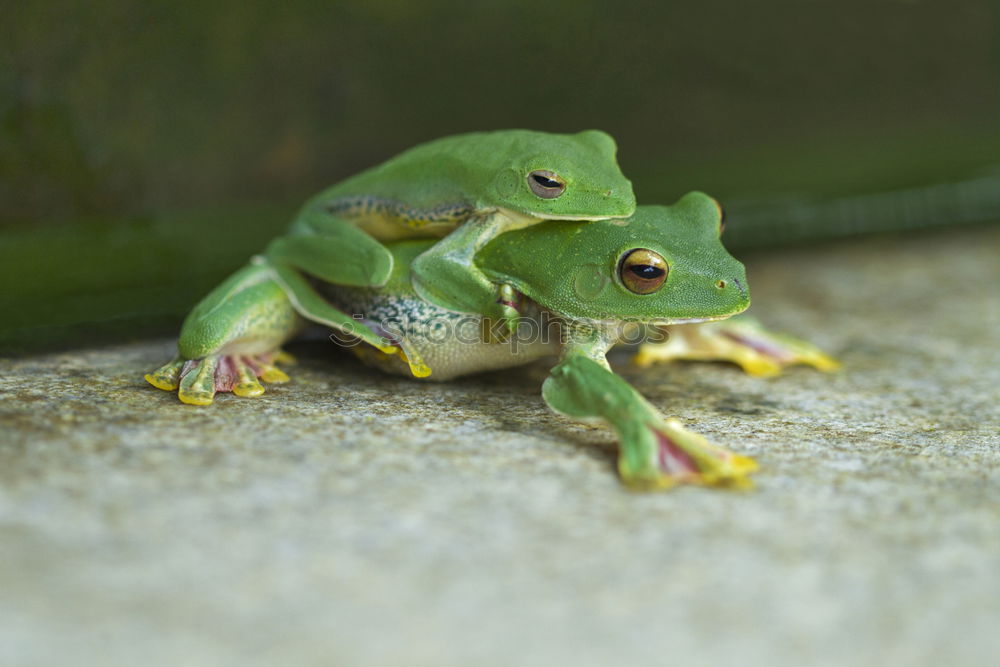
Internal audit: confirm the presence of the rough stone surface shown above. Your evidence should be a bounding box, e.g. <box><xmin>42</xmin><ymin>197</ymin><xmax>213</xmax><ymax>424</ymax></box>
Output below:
<box><xmin>2</xmin><ymin>226</ymin><xmax>998</xmax><ymax>667</ymax></box>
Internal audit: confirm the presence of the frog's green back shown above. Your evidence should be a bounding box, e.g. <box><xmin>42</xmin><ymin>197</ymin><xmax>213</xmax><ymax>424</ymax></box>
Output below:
<box><xmin>476</xmin><ymin>193</ymin><xmax>750</xmax><ymax>323</ymax></box>
<box><xmin>308</xmin><ymin>129</ymin><xmax>635</xmax><ymax>220</ymax></box>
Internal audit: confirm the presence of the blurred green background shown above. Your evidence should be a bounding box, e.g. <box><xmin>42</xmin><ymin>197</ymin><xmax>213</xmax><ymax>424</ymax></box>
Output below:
<box><xmin>3</xmin><ymin>0</ymin><xmax>999</xmax><ymax>353</ymax></box>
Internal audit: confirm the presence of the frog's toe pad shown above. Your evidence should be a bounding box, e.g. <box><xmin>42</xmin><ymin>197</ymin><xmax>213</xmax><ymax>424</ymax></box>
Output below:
<box><xmin>145</xmin><ymin>350</ymin><xmax>293</xmax><ymax>405</ymax></box>
<box><xmin>144</xmin><ymin>357</ymin><xmax>184</xmax><ymax>391</ymax></box>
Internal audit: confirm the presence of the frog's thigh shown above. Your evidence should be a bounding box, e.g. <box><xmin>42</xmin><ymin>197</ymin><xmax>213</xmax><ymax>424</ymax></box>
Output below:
<box><xmin>178</xmin><ymin>263</ymin><xmax>302</xmax><ymax>360</ymax></box>
<box><xmin>266</xmin><ymin>215</ymin><xmax>393</xmax><ymax>287</ymax></box>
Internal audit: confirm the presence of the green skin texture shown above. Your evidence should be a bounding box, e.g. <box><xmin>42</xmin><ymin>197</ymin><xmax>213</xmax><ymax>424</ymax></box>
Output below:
<box><xmin>480</xmin><ymin>193</ymin><xmax>755</xmax><ymax>487</ymax></box>
<box><xmin>263</xmin><ymin>129</ymin><xmax>636</xmax><ymax>339</ymax></box>
<box><xmin>149</xmin><ymin>193</ymin><xmax>760</xmax><ymax>489</ymax></box>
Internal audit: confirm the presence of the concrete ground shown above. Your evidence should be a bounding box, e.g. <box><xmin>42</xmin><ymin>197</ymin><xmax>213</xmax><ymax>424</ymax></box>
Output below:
<box><xmin>1</xmin><ymin>225</ymin><xmax>998</xmax><ymax>667</ymax></box>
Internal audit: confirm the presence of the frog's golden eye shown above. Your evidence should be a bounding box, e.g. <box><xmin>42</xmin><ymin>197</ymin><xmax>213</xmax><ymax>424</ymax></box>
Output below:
<box><xmin>527</xmin><ymin>170</ymin><xmax>566</xmax><ymax>199</ymax></box>
<box><xmin>619</xmin><ymin>248</ymin><xmax>668</xmax><ymax>294</ymax></box>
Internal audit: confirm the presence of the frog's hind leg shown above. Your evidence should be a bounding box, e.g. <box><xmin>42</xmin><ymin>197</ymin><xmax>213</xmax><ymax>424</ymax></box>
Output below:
<box><xmin>261</xmin><ymin>257</ymin><xmax>399</xmax><ymax>353</ymax></box>
<box><xmin>257</xmin><ymin>257</ymin><xmax>433</xmax><ymax>378</ymax></box>
<box><xmin>265</xmin><ymin>211</ymin><xmax>394</xmax><ymax>288</ymax></box>
<box><xmin>633</xmin><ymin>315</ymin><xmax>840</xmax><ymax>377</ymax></box>
<box><xmin>263</xmin><ymin>210</ymin><xmax>397</xmax><ymax>348</ymax></box>
<box><xmin>144</xmin><ymin>263</ymin><xmax>303</xmax><ymax>405</ymax></box>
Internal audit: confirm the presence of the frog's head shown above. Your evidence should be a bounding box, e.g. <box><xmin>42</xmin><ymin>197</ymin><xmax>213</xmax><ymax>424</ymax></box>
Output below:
<box><xmin>483</xmin><ymin>129</ymin><xmax>636</xmax><ymax>220</ymax></box>
<box><xmin>477</xmin><ymin>192</ymin><xmax>749</xmax><ymax>324</ymax></box>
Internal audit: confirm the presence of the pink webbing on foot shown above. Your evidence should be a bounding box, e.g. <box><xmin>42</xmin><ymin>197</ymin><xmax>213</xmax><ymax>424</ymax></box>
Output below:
<box><xmin>242</xmin><ymin>356</ymin><xmax>262</xmax><ymax>374</ymax></box>
<box><xmin>655</xmin><ymin>430</ymin><xmax>700</xmax><ymax>477</ymax></box>
<box><xmin>180</xmin><ymin>360</ymin><xmax>199</xmax><ymax>379</ymax></box>
<box><xmin>215</xmin><ymin>356</ymin><xmax>237</xmax><ymax>392</ymax></box>
<box><xmin>720</xmin><ymin>331</ymin><xmax>796</xmax><ymax>363</ymax></box>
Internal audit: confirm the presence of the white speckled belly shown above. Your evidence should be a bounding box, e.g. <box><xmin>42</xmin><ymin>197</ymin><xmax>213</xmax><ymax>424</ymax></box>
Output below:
<box><xmin>323</xmin><ymin>286</ymin><xmax>561</xmax><ymax>381</ymax></box>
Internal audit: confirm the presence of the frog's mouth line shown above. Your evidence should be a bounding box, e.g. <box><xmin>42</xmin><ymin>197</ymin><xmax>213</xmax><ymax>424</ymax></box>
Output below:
<box><xmin>527</xmin><ymin>212</ymin><xmax>621</xmax><ymax>221</ymax></box>
<box><xmin>569</xmin><ymin>312</ymin><xmax>744</xmax><ymax>327</ymax></box>
<box><xmin>646</xmin><ymin>313</ymin><xmax>746</xmax><ymax>326</ymax></box>
<box><xmin>650</xmin><ymin>315</ymin><xmax>732</xmax><ymax>325</ymax></box>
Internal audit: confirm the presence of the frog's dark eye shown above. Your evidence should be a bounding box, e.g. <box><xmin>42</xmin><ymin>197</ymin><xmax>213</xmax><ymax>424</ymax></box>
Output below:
<box><xmin>619</xmin><ymin>248</ymin><xmax>668</xmax><ymax>294</ymax></box>
<box><xmin>527</xmin><ymin>170</ymin><xmax>566</xmax><ymax>199</ymax></box>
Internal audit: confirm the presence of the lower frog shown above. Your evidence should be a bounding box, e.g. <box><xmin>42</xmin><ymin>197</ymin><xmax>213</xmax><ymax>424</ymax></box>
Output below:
<box><xmin>146</xmin><ymin>192</ymin><xmax>835</xmax><ymax>489</ymax></box>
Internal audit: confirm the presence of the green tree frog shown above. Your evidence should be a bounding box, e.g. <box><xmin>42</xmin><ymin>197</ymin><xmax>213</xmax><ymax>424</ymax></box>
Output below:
<box><xmin>263</xmin><ymin>129</ymin><xmax>636</xmax><ymax>336</ymax></box>
<box><xmin>146</xmin><ymin>192</ymin><xmax>836</xmax><ymax>490</ymax></box>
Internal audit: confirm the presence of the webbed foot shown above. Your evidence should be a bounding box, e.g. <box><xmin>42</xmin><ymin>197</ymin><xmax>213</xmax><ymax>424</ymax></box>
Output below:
<box><xmin>621</xmin><ymin>418</ymin><xmax>758</xmax><ymax>490</ymax></box>
<box><xmin>635</xmin><ymin>317</ymin><xmax>840</xmax><ymax>377</ymax></box>
<box><xmin>144</xmin><ymin>350</ymin><xmax>294</xmax><ymax>405</ymax></box>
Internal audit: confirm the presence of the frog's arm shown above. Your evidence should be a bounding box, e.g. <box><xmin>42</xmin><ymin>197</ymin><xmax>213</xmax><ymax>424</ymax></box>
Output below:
<box><xmin>634</xmin><ymin>315</ymin><xmax>840</xmax><ymax>377</ymax></box>
<box><xmin>410</xmin><ymin>211</ymin><xmax>532</xmax><ymax>334</ymax></box>
<box><xmin>541</xmin><ymin>351</ymin><xmax>757</xmax><ymax>490</ymax></box>
<box><xmin>144</xmin><ymin>262</ymin><xmax>303</xmax><ymax>405</ymax></box>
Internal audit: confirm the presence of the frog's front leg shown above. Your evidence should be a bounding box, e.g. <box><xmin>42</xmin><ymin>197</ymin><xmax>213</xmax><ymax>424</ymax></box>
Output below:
<box><xmin>145</xmin><ymin>263</ymin><xmax>304</xmax><ymax>405</ymax></box>
<box><xmin>541</xmin><ymin>354</ymin><xmax>757</xmax><ymax>490</ymax></box>
<box><xmin>634</xmin><ymin>316</ymin><xmax>840</xmax><ymax>377</ymax></box>
<box><xmin>410</xmin><ymin>212</ymin><xmax>527</xmax><ymax>336</ymax></box>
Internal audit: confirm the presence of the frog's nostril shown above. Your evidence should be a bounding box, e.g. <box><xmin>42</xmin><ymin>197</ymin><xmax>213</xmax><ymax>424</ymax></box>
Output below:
<box><xmin>604</xmin><ymin>189</ymin><xmax>613</xmax><ymax>197</ymax></box>
<box><xmin>716</xmin><ymin>279</ymin><xmax>727</xmax><ymax>289</ymax></box>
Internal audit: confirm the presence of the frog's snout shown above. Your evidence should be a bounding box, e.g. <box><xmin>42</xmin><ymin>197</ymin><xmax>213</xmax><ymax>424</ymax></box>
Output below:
<box><xmin>715</xmin><ymin>276</ymin><xmax>749</xmax><ymax>300</ymax></box>
<box><xmin>602</xmin><ymin>187</ymin><xmax>638</xmax><ymax>216</ymax></box>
